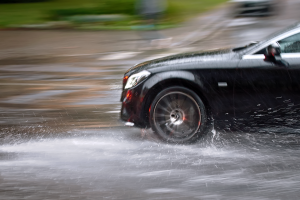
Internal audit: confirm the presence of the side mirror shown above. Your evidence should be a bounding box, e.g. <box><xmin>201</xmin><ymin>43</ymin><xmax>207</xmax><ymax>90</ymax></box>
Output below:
<box><xmin>265</xmin><ymin>42</ymin><xmax>281</xmax><ymax>57</ymax></box>
<box><xmin>264</xmin><ymin>43</ymin><xmax>289</xmax><ymax>67</ymax></box>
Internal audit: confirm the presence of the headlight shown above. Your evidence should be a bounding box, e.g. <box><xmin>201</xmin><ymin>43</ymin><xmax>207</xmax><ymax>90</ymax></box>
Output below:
<box><xmin>125</xmin><ymin>70</ymin><xmax>151</xmax><ymax>89</ymax></box>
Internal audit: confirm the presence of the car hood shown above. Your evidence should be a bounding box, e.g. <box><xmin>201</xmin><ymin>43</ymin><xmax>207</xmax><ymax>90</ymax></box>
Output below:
<box><xmin>125</xmin><ymin>48</ymin><xmax>237</xmax><ymax>75</ymax></box>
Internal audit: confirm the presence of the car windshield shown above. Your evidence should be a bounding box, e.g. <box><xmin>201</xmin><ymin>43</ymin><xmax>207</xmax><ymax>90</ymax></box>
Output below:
<box><xmin>232</xmin><ymin>23</ymin><xmax>300</xmax><ymax>54</ymax></box>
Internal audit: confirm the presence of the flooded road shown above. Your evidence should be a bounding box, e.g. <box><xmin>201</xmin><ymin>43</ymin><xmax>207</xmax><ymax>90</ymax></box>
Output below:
<box><xmin>1</xmin><ymin>51</ymin><xmax>300</xmax><ymax>199</ymax></box>
<box><xmin>1</xmin><ymin>0</ymin><xmax>300</xmax><ymax>199</ymax></box>
<box><xmin>1</xmin><ymin>128</ymin><xmax>300</xmax><ymax>200</ymax></box>
<box><xmin>2</xmin><ymin>52</ymin><xmax>300</xmax><ymax>199</ymax></box>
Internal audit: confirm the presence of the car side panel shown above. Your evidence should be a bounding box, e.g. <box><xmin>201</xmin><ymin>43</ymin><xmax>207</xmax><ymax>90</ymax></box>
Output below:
<box><xmin>146</xmin><ymin>60</ymin><xmax>240</xmax><ymax>121</ymax></box>
<box><xmin>235</xmin><ymin>59</ymin><xmax>294</xmax><ymax>129</ymax></box>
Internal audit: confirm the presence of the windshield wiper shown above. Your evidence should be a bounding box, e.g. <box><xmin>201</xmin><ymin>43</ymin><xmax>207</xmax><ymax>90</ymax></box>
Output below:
<box><xmin>232</xmin><ymin>41</ymin><xmax>260</xmax><ymax>52</ymax></box>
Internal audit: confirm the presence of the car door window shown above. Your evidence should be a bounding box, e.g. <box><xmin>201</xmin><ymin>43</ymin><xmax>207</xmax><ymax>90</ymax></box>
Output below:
<box><xmin>243</xmin><ymin>30</ymin><xmax>300</xmax><ymax>59</ymax></box>
<box><xmin>278</xmin><ymin>32</ymin><xmax>300</xmax><ymax>53</ymax></box>
<box><xmin>253</xmin><ymin>32</ymin><xmax>300</xmax><ymax>55</ymax></box>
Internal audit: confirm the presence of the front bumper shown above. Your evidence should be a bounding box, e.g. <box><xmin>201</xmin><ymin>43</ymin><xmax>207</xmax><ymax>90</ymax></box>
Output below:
<box><xmin>120</xmin><ymin>83</ymin><xmax>149</xmax><ymax>129</ymax></box>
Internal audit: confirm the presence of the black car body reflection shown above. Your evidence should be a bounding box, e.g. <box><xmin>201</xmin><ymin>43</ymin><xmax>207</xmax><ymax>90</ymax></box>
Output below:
<box><xmin>120</xmin><ymin>23</ymin><xmax>300</xmax><ymax>143</ymax></box>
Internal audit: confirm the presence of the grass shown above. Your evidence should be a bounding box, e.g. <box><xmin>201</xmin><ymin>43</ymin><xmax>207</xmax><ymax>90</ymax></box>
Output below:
<box><xmin>0</xmin><ymin>0</ymin><xmax>228</xmax><ymax>28</ymax></box>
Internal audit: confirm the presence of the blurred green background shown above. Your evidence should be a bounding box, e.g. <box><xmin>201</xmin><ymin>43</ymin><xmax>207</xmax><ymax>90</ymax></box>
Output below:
<box><xmin>0</xmin><ymin>0</ymin><xmax>228</xmax><ymax>28</ymax></box>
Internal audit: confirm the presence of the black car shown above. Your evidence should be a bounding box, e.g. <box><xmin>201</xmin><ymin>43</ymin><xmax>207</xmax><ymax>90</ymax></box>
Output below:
<box><xmin>121</xmin><ymin>23</ymin><xmax>300</xmax><ymax>143</ymax></box>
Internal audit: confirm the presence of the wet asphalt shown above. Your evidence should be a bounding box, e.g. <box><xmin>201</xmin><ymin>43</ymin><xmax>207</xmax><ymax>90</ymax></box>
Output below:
<box><xmin>1</xmin><ymin>1</ymin><xmax>300</xmax><ymax>199</ymax></box>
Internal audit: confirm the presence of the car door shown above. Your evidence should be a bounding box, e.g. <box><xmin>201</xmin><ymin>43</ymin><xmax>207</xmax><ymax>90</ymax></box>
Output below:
<box><xmin>234</xmin><ymin>30</ymin><xmax>300</xmax><ymax>128</ymax></box>
<box><xmin>234</xmin><ymin>49</ymin><xmax>293</xmax><ymax>129</ymax></box>
<box><xmin>236</xmin><ymin>57</ymin><xmax>292</xmax><ymax>119</ymax></box>
<box><xmin>277</xmin><ymin>32</ymin><xmax>300</xmax><ymax>127</ymax></box>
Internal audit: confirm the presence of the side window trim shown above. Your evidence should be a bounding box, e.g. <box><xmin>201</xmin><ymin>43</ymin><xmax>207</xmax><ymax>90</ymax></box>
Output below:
<box><xmin>242</xmin><ymin>55</ymin><xmax>264</xmax><ymax>60</ymax></box>
<box><xmin>282</xmin><ymin>53</ymin><xmax>300</xmax><ymax>58</ymax></box>
<box><xmin>242</xmin><ymin>53</ymin><xmax>300</xmax><ymax>60</ymax></box>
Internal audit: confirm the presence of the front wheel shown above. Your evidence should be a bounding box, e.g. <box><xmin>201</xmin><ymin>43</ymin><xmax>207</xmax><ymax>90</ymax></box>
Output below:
<box><xmin>149</xmin><ymin>87</ymin><xmax>208</xmax><ymax>143</ymax></box>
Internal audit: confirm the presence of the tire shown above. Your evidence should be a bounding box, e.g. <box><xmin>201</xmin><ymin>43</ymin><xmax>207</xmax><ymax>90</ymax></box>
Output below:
<box><xmin>149</xmin><ymin>86</ymin><xmax>208</xmax><ymax>143</ymax></box>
